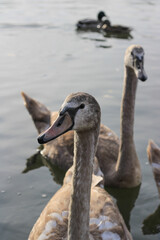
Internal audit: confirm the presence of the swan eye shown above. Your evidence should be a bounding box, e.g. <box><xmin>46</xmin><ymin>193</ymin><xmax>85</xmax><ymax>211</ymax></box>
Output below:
<box><xmin>79</xmin><ymin>103</ymin><xmax>85</xmax><ymax>109</ymax></box>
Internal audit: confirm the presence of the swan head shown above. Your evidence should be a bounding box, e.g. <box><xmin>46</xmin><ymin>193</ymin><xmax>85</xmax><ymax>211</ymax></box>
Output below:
<box><xmin>124</xmin><ymin>45</ymin><xmax>147</xmax><ymax>81</ymax></box>
<box><xmin>38</xmin><ymin>92</ymin><xmax>101</xmax><ymax>144</ymax></box>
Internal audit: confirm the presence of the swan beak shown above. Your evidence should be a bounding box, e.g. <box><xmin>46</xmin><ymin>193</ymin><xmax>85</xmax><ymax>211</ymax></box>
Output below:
<box><xmin>37</xmin><ymin>112</ymin><xmax>73</xmax><ymax>144</ymax></box>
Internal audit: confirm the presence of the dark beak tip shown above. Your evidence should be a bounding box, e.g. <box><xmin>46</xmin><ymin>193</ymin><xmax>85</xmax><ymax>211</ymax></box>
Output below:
<box><xmin>140</xmin><ymin>76</ymin><xmax>148</xmax><ymax>82</ymax></box>
<box><xmin>37</xmin><ymin>134</ymin><xmax>45</xmax><ymax>144</ymax></box>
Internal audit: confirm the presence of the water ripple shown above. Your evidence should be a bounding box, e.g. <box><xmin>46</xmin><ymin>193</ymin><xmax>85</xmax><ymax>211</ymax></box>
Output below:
<box><xmin>0</xmin><ymin>23</ymin><xmax>56</xmax><ymax>29</ymax></box>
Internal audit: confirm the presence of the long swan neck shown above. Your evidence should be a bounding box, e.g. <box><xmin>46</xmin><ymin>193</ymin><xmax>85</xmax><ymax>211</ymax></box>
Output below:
<box><xmin>68</xmin><ymin>127</ymin><xmax>99</xmax><ymax>240</ymax></box>
<box><xmin>116</xmin><ymin>66</ymin><xmax>138</xmax><ymax>171</ymax></box>
<box><xmin>121</xmin><ymin>66</ymin><xmax>137</xmax><ymax>142</ymax></box>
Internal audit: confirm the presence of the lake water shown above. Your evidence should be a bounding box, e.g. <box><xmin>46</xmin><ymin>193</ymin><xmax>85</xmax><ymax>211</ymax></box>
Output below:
<box><xmin>0</xmin><ymin>0</ymin><xmax>160</xmax><ymax>239</ymax></box>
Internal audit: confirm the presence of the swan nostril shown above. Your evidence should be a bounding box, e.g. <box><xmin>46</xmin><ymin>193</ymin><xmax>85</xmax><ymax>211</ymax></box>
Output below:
<box><xmin>56</xmin><ymin>115</ymin><xmax>65</xmax><ymax>127</ymax></box>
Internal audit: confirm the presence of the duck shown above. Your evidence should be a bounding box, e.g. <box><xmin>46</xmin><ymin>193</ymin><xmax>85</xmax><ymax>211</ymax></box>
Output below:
<box><xmin>76</xmin><ymin>11</ymin><xmax>111</xmax><ymax>32</ymax></box>
<box><xmin>76</xmin><ymin>11</ymin><xmax>132</xmax><ymax>38</ymax></box>
<box><xmin>22</xmin><ymin>45</ymin><xmax>147</xmax><ymax>188</ymax></box>
<box><xmin>28</xmin><ymin>92</ymin><xmax>132</xmax><ymax>240</ymax></box>
<box><xmin>147</xmin><ymin>140</ymin><xmax>160</xmax><ymax>197</ymax></box>
<box><xmin>100</xmin><ymin>17</ymin><xmax>132</xmax><ymax>36</ymax></box>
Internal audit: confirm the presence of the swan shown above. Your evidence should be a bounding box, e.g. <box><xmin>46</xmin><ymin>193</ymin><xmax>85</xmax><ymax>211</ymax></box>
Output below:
<box><xmin>97</xmin><ymin>45</ymin><xmax>147</xmax><ymax>187</ymax></box>
<box><xmin>147</xmin><ymin>140</ymin><xmax>160</xmax><ymax>197</ymax></box>
<box><xmin>22</xmin><ymin>45</ymin><xmax>147</xmax><ymax>188</ymax></box>
<box><xmin>28</xmin><ymin>92</ymin><xmax>132</xmax><ymax>240</ymax></box>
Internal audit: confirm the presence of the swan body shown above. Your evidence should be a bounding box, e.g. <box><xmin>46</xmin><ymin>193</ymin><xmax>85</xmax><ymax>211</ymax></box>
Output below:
<box><xmin>28</xmin><ymin>92</ymin><xmax>132</xmax><ymax>240</ymax></box>
<box><xmin>147</xmin><ymin>140</ymin><xmax>160</xmax><ymax>197</ymax></box>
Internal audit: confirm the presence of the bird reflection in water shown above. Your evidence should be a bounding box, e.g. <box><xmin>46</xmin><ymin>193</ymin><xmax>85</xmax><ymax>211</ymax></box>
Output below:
<box><xmin>142</xmin><ymin>140</ymin><xmax>160</xmax><ymax>235</ymax></box>
<box><xmin>142</xmin><ymin>204</ymin><xmax>160</xmax><ymax>235</ymax></box>
<box><xmin>22</xmin><ymin>150</ymin><xmax>65</xmax><ymax>185</ymax></box>
<box><xmin>106</xmin><ymin>185</ymin><xmax>141</xmax><ymax>231</ymax></box>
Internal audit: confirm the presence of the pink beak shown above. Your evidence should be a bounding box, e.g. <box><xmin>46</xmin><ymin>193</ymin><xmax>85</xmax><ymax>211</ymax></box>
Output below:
<box><xmin>37</xmin><ymin>112</ymin><xmax>73</xmax><ymax>144</ymax></box>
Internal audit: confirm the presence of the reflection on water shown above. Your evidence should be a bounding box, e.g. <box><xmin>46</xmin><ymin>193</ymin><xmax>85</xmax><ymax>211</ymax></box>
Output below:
<box><xmin>106</xmin><ymin>185</ymin><xmax>141</xmax><ymax>231</ymax></box>
<box><xmin>79</xmin><ymin>35</ymin><xmax>112</xmax><ymax>49</ymax></box>
<box><xmin>142</xmin><ymin>205</ymin><xmax>160</xmax><ymax>235</ymax></box>
<box><xmin>103</xmin><ymin>31</ymin><xmax>133</xmax><ymax>40</ymax></box>
<box><xmin>0</xmin><ymin>23</ymin><xmax>56</xmax><ymax>29</ymax></box>
<box><xmin>81</xmin><ymin>37</ymin><xmax>106</xmax><ymax>42</ymax></box>
<box><xmin>23</xmin><ymin>151</ymin><xmax>65</xmax><ymax>185</ymax></box>
<box><xmin>97</xmin><ymin>45</ymin><xmax>112</xmax><ymax>49</ymax></box>
<box><xmin>76</xmin><ymin>27</ymin><xmax>133</xmax><ymax>40</ymax></box>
